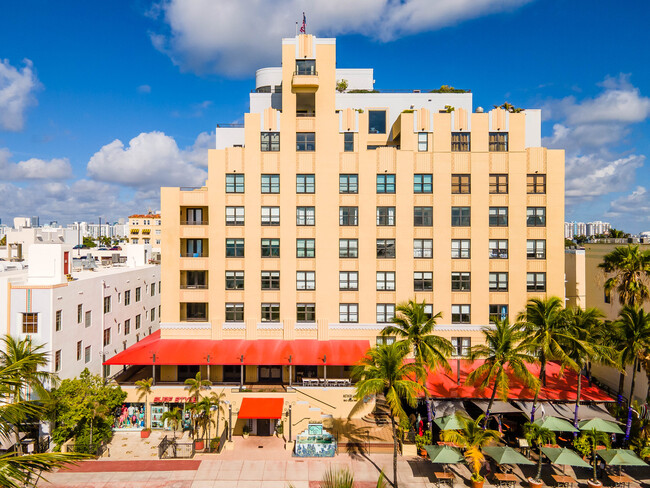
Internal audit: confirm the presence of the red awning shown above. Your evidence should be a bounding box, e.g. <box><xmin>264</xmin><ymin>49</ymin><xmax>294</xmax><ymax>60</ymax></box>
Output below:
<box><xmin>103</xmin><ymin>330</ymin><xmax>370</xmax><ymax>366</ymax></box>
<box><xmin>238</xmin><ymin>398</ymin><xmax>284</xmax><ymax>419</ymax></box>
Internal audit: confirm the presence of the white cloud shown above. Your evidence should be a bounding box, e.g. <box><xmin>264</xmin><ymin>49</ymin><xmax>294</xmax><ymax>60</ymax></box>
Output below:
<box><xmin>150</xmin><ymin>0</ymin><xmax>532</xmax><ymax>76</ymax></box>
<box><xmin>137</xmin><ymin>84</ymin><xmax>152</xmax><ymax>93</ymax></box>
<box><xmin>86</xmin><ymin>131</ymin><xmax>207</xmax><ymax>188</ymax></box>
<box><xmin>0</xmin><ymin>58</ymin><xmax>40</xmax><ymax>131</ymax></box>
<box><xmin>181</xmin><ymin>131</ymin><xmax>214</xmax><ymax>167</ymax></box>
<box><xmin>606</xmin><ymin>187</ymin><xmax>650</xmax><ymax>222</ymax></box>
<box><xmin>565</xmin><ymin>154</ymin><xmax>645</xmax><ymax>202</ymax></box>
<box><xmin>0</xmin><ymin>147</ymin><xmax>72</xmax><ymax>180</ymax></box>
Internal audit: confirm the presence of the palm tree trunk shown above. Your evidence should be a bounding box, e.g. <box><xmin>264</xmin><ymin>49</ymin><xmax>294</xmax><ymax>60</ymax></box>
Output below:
<box><xmin>530</xmin><ymin>387</ymin><xmax>540</xmax><ymax>423</ymax></box>
<box><xmin>90</xmin><ymin>417</ymin><xmax>94</xmax><ymax>453</ymax></box>
<box><xmin>540</xmin><ymin>356</ymin><xmax>547</xmax><ymax>387</ymax></box>
<box><xmin>485</xmin><ymin>367</ymin><xmax>502</xmax><ymax>424</ymax></box>
<box><xmin>391</xmin><ymin>415</ymin><xmax>399</xmax><ymax>488</ymax></box>
<box><xmin>625</xmin><ymin>359</ymin><xmax>638</xmax><ymax>443</ymax></box>
<box><xmin>573</xmin><ymin>370</ymin><xmax>582</xmax><ymax>430</ymax></box>
<box><xmin>587</xmin><ymin>361</ymin><xmax>592</xmax><ymax>387</ymax></box>
<box><xmin>618</xmin><ymin>371</ymin><xmax>626</xmax><ymax>405</ymax></box>
<box><xmin>536</xmin><ymin>446</ymin><xmax>543</xmax><ymax>480</ymax></box>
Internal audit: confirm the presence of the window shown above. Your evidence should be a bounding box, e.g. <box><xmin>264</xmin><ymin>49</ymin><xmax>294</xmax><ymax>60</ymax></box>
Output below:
<box><xmin>76</xmin><ymin>341</ymin><xmax>82</xmax><ymax>360</ymax></box>
<box><xmin>85</xmin><ymin>345</ymin><xmax>91</xmax><ymax>364</ymax></box>
<box><xmin>151</xmin><ymin>283</ymin><xmax>156</xmax><ymax>296</ymax></box>
<box><xmin>489</xmin><ymin>132</ymin><xmax>508</xmax><ymax>152</ymax></box>
<box><xmin>103</xmin><ymin>296</ymin><xmax>111</xmax><ymax>314</ymax></box>
<box><xmin>418</xmin><ymin>132</ymin><xmax>428</xmax><ymax>151</ymax></box>
<box><xmin>451</xmin><ymin>305</ymin><xmax>471</xmax><ymax>324</ymax></box>
<box><xmin>527</xmin><ymin>240</ymin><xmax>546</xmax><ymax>259</ymax></box>
<box><xmin>368</xmin><ymin>110</ymin><xmax>386</xmax><ymax>134</ymax></box>
<box><xmin>414</xmin><ymin>174</ymin><xmax>432</xmax><ymax>193</ymax></box>
<box><xmin>414</xmin><ymin>206</ymin><xmax>433</xmax><ymax>226</ymax></box>
<box><xmin>296</xmin><ymin>132</ymin><xmax>315</xmax><ymax>151</ymax></box>
<box><xmin>376</xmin><ymin>174</ymin><xmax>396</xmax><ymax>193</ymax></box>
<box><xmin>489</xmin><ymin>272</ymin><xmax>509</xmax><ymax>292</ymax></box>
<box><xmin>414</xmin><ymin>272</ymin><xmax>433</xmax><ymax>291</ymax></box>
<box><xmin>339</xmin><ymin>304</ymin><xmax>359</xmax><ymax>323</ymax></box>
<box><xmin>339</xmin><ymin>207</ymin><xmax>358</xmax><ymax>226</ymax></box>
<box><xmin>451</xmin><ymin>272</ymin><xmax>471</xmax><ymax>291</ymax></box>
<box><xmin>377</xmin><ymin>304</ymin><xmax>395</xmax><ymax>323</ymax></box>
<box><xmin>261</xmin><ymin>271</ymin><xmax>280</xmax><ymax>290</ymax></box>
<box><xmin>136</xmin><ymin>287</ymin><xmax>141</xmax><ymax>302</ymax></box>
<box><xmin>185</xmin><ymin>302</ymin><xmax>207</xmax><ymax>321</ymax></box>
<box><xmin>226</xmin><ymin>174</ymin><xmax>245</xmax><ymax>193</ymax></box>
<box><xmin>451</xmin><ymin>337</ymin><xmax>471</xmax><ymax>357</ymax></box>
<box><xmin>413</xmin><ymin>239</ymin><xmax>433</xmax><ymax>258</ymax></box>
<box><xmin>226</xmin><ymin>238</ymin><xmax>245</xmax><ymax>257</ymax></box>
<box><xmin>527</xmin><ymin>207</ymin><xmax>546</xmax><ymax>227</ymax></box>
<box><xmin>527</xmin><ymin>174</ymin><xmax>546</xmax><ymax>194</ymax></box>
<box><xmin>297</xmin><ymin>303</ymin><xmax>316</xmax><ymax>322</ymax></box>
<box><xmin>489</xmin><ymin>174</ymin><xmax>508</xmax><ymax>194</ymax></box>
<box><xmin>103</xmin><ymin>328</ymin><xmax>111</xmax><ymax>347</ymax></box>
<box><xmin>22</xmin><ymin>313</ymin><xmax>37</xmax><ymax>334</ymax></box>
<box><xmin>339</xmin><ymin>174</ymin><xmax>358</xmax><ymax>193</ymax></box>
<box><xmin>451</xmin><ymin>175</ymin><xmax>471</xmax><ymax>194</ymax></box>
<box><xmin>135</xmin><ymin>314</ymin><xmax>141</xmax><ymax>329</ymax></box>
<box><xmin>225</xmin><ymin>303</ymin><xmax>244</xmax><ymax>321</ymax></box>
<box><xmin>53</xmin><ymin>349</ymin><xmax>61</xmax><ymax>372</ymax></box>
<box><xmin>261</xmin><ymin>206</ymin><xmax>280</xmax><ymax>225</ymax></box>
<box><xmin>296</xmin><ymin>207</ymin><xmax>315</xmax><ymax>226</ymax></box>
<box><xmin>604</xmin><ymin>289</ymin><xmax>611</xmax><ymax>304</ymax></box>
<box><xmin>423</xmin><ymin>305</ymin><xmax>434</xmax><ymax>319</ymax></box>
<box><xmin>489</xmin><ymin>240</ymin><xmax>508</xmax><ymax>259</ymax></box>
<box><xmin>225</xmin><ymin>271</ymin><xmax>245</xmax><ymax>290</ymax></box>
<box><xmin>376</xmin><ymin>335</ymin><xmax>396</xmax><ymax>346</ymax></box>
<box><xmin>377</xmin><ymin>239</ymin><xmax>396</xmax><ymax>258</ymax></box>
<box><xmin>85</xmin><ymin>310</ymin><xmax>92</xmax><ymax>328</ymax></box>
<box><xmin>452</xmin><ymin>132</ymin><xmax>470</xmax><ymax>151</ymax></box>
<box><xmin>339</xmin><ymin>272</ymin><xmax>358</xmax><ymax>291</ymax></box>
<box><xmin>124</xmin><ymin>319</ymin><xmax>130</xmax><ymax>335</ymax></box>
<box><xmin>226</xmin><ymin>207</ymin><xmax>245</xmax><ymax>226</ymax></box>
<box><xmin>297</xmin><ymin>239</ymin><xmax>315</xmax><ymax>258</ymax></box>
<box><xmin>451</xmin><ymin>207</ymin><xmax>471</xmax><ymax>226</ymax></box>
<box><xmin>376</xmin><ymin>207</ymin><xmax>395</xmax><ymax>226</ymax></box>
<box><xmin>339</xmin><ymin>239</ymin><xmax>358</xmax><ymax>258</ymax></box>
<box><xmin>184</xmin><ymin>239</ymin><xmax>206</xmax><ymax>257</ymax></box>
<box><xmin>261</xmin><ymin>174</ymin><xmax>280</xmax><ymax>193</ymax></box>
<box><xmin>261</xmin><ymin>239</ymin><xmax>280</xmax><ymax>258</ymax></box>
<box><xmin>295</xmin><ymin>59</ymin><xmax>315</xmax><ymax>75</ymax></box>
<box><xmin>489</xmin><ymin>304</ymin><xmax>508</xmax><ymax>322</ymax></box>
<box><xmin>376</xmin><ymin>272</ymin><xmax>395</xmax><ymax>291</ymax></box>
<box><xmin>296</xmin><ymin>174</ymin><xmax>315</xmax><ymax>193</ymax></box>
<box><xmin>261</xmin><ymin>303</ymin><xmax>280</xmax><ymax>322</ymax></box>
<box><xmin>151</xmin><ymin>308</ymin><xmax>156</xmax><ymax>321</ymax></box>
<box><xmin>77</xmin><ymin>304</ymin><xmax>83</xmax><ymax>323</ymax></box>
<box><xmin>489</xmin><ymin>207</ymin><xmax>508</xmax><ymax>227</ymax></box>
<box><xmin>527</xmin><ymin>273</ymin><xmax>546</xmax><ymax>292</ymax></box>
<box><xmin>55</xmin><ymin>310</ymin><xmax>62</xmax><ymax>331</ymax></box>
<box><xmin>451</xmin><ymin>239</ymin><xmax>471</xmax><ymax>259</ymax></box>
<box><xmin>344</xmin><ymin>132</ymin><xmax>354</xmax><ymax>152</ymax></box>
<box><xmin>261</xmin><ymin>132</ymin><xmax>280</xmax><ymax>151</ymax></box>
<box><xmin>297</xmin><ymin>271</ymin><xmax>315</xmax><ymax>290</ymax></box>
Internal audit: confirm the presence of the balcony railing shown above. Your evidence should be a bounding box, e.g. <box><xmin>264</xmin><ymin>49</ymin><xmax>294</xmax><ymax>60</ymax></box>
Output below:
<box><xmin>180</xmin><ymin>284</ymin><xmax>208</xmax><ymax>289</ymax></box>
<box><xmin>180</xmin><ymin>221</ymin><xmax>208</xmax><ymax>226</ymax></box>
<box><xmin>180</xmin><ymin>253</ymin><xmax>209</xmax><ymax>258</ymax></box>
<box><xmin>296</xmin><ymin>112</ymin><xmax>316</xmax><ymax>117</ymax></box>
<box><xmin>293</xmin><ymin>70</ymin><xmax>318</xmax><ymax>76</ymax></box>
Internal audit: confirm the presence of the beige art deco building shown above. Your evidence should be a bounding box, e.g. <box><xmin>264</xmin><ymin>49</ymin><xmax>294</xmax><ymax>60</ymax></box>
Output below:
<box><xmin>107</xmin><ymin>34</ymin><xmax>565</xmax><ymax>438</ymax></box>
<box><xmin>128</xmin><ymin>212</ymin><xmax>161</xmax><ymax>248</ymax></box>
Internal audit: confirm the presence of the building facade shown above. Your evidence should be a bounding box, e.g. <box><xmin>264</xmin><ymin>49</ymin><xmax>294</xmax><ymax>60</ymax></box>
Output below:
<box><xmin>128</xmin><ymin>212</ymin><xmax>162</xmax><ymax>249</ymax></box>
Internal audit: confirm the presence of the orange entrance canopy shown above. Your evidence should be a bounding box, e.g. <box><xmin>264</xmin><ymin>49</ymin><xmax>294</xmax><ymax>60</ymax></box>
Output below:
<box><xmin>103</xmin><ymin>330</ymin><xmax>370</xmax><ymax>366</ymax></box>
<box><xmin>238</xmin><ymin>398</ymin><xmax>284</xmax><ymax>419</ymax></box>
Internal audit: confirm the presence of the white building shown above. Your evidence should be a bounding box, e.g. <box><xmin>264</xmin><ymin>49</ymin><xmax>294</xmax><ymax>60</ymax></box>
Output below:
<box><xmin>3</xmin><ymin>244</ymin><xmax>161</xmax><ymax>379</ymax></box>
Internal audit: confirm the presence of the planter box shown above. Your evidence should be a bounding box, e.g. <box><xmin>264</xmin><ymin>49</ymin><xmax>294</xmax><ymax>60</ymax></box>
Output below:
<box><xmin>140</xmin><ymin>430</ymin><xmax>151</xmax><ymax>439</ymax></box>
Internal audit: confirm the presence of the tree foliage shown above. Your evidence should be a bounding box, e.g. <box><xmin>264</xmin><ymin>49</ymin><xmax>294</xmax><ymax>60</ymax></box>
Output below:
<box><xmin>599</xmin><ymin>245</ymin><xmax>650</xmax><ymax>306</ymax></box>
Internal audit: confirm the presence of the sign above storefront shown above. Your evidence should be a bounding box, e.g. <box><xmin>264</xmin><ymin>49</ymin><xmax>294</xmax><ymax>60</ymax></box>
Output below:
<box><xmin>153</xmin><ymin>396</ymin><xmax>197</xmax><ymax>403</ymax></box>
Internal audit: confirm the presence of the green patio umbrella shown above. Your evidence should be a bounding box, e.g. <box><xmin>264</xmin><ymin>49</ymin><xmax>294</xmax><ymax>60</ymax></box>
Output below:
<box><xmin>483</xmin><ymin>446</ymin><xmax>534</xmax><ymax>465</ymax></box>
<box><xmin>541</xmin><ymin>447</ymin><xmax>591</xmax><ymax>468</ymax></box>
<box><xmin>533</xmin><ymin>416</ymin><xmax>579</xmax><ymax>433</ymax></box>
<box><xmin>598</xmin><ymin>449</ymin><xmax>648</xmax><ymax>467</ymax></box>
<box><xmin>424</xmin><ymin>445</ymin><xmax>465</xmax><ymax>464</ymax></box>
<box><xmin>578</xmin><ymin>418</ymin><xmax>624</xmax><ymax>434</ymax></box>
<box><xmin>434</xmin><ymin>414</ymin><xmax>466</xmax><ymax>431</ymax></box>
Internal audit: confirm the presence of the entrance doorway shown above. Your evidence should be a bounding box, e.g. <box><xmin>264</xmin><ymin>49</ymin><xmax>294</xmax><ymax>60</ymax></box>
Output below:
<box><xmin>258</xmin><ymin>366</ymin><xmax>282</xmax><ymax>383</ymax></box>
<box><xmin>256</xmin><ymin>419</ymin><xmax>272</xmax><ymax>436</ymax></box>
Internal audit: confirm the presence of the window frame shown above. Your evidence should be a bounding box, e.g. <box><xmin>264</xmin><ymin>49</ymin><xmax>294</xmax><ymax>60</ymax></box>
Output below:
<box><xmin>527</xmin><ymin>272</ymin><xmax>547</xmax><ymax>292</ymax></box>
<box><xmin>527</xmin><ymin>207</ymin><xmax>546</xmax><ymax>227</ymax></box>
<box><xmin>489</xmin><ymin>174</ymin><xmax>508</xmax><ymax>194</ymax></box>
<box><xmin>489</xmin><ymin>239</ymin><xmax>509</xmax><ymax>259</ymax></box>
<box><xmin>413</xmin><ymin>272</ymin><xmax>433</xmax><ymax>291</ymax></box>
<box><xmin>296</xmin><ymin>132</ymin><xmax>315</xmax><ymax>151</ymax></box>
<box><xmin>451</xmin><ymin>174</ymin><xmax>471</xmax><ymax>194</ymax></box>
<box><xmin>339</xmin><ymin>207</ymin><xmax>359</xmax><ymax>226</ymax></box>
<box><xmin>261</xmin><ymin>303</ymin><xmax>280</xmax><ymax>322</ymax></box>
<box><xmin>55</xmin><ymin>310</ymin><xmax>62</xmax><ymax>331</ymax></box>
<box><xmin>22</xmin><ymin>313</ymin><xmax>38</xmax><ymax>334</ymax></box>
<box><xmin>339</xmin><ymin>303</ymin><xmax>359</xmax><ymax>323</ymax></box>
<box><xmin>368</xmin><ymin>110</ymin><xmax>387</xmax><ymax>134</ymax></box>
<box><xmin>489</xmin><ymin>132</ymin><xmax>509</xmax><ymax>152</ymax></box>
<box><xmin>451</xmin><ymin>239</ymin><xmax>471</xmax><ymax>259</ymax></box>
<box><xmin>489</xmin><ymin>207</ymin><xmax>509</xmax><ymax>227</ymax></box>
<box><xmin>376</xmin><ymin>271</ymin><xmax>396</xmax><ymax>291</ymax></box>
<box><xmin>339</xmin><ymin>271</ymin><xmax>359</xmax><ymax>291</ymax></box>
<box><xmin>451</xmin><ymin>337</ymin><xmax>471</xmax><ymax>357</ymax></box>
<box><xmin>451</xmin><ymin>132</ymin><xmax>470</xmax><ymax>152</ymax></box>
<box><xmin>296</xmin><ymin>174</ymin><xmax>315</xmax><ymax>193</ymax></box>
<box><xmin>296</xmin><ymin>206</ymin><xmax>315</xmax><ymax>226</ymax></box>
<box><xmin>296</xmin><ymin>271</ymin><xmax>316</xmax><ymax>290</ymax></box>
<box><xmin>489</xmin><ymin>304</ymin><xmax>509</xmax><ymax>323</ymax></box>
<box><xmin>225</xmin><ymin>206</ymin><xmax>245</xmax><ymax>226</ymax></box>
<box><xmin>261</xmin><ymin>270</ymin><xmax>280</xmax><ymax>290</ymax></box>
<box><xmin>261</xmin><ymin>206</ymin><xmax>280</xmax><ymax>226</ymax></box>
<box><xmin>339</xmin><ymin>239</ymin><xmax>358</xmax><ymax>258</ymax></box>
<box><xmin>297</xmin><ymin>303</ymin><xmax>316</xmax><ymax>322</ymax></box>
<box><xmin>414</xmin><ymin>206</ymin><xmax>433</xmax><ymax>226</ymax></box>
<box><xmin>527</xmin><ymin>174</ymin><xmax>546</xmax><ymax>194</ymax></box>
<box><xmin>451</xmin><ymin>304</ymin><xmax>471</xmax><ymax>324</ymax></box>
<box><xmin>339</xmin><ymin>174</ymin><xmax>358</xmax><ymax>194</ymax></box>
<box><xmin>296</xmin><ymin>239</ymin><xmax>315</xmax><ymax>258</ymax></box>
<box><xmin>225</xmin><ymin>174</ymin><xmax>245</xmax><ymax>193</ymax></box>
<box><xmin>225</xmin><ymin>270</ymin><xmax>245</xmax><ymax>290</ymax></box>
<box><xmin>261</xmin><ymin>174</ymin><xmax>280</xmax><ymax>194</ymax></box>
<box><xmin>376</xmin><ymin>174</ymin><xmax>396</xmax><ymax>194</ymax></box>
<box><xmin>527</xmin><ymin>239</ymin><xmax>546</xmax><ymax>259</ymax></box>
<box><xmin>418</xmin><ymin>132</ymin><xmax>428</xmax><ymax>152</ymax></box>
<box><xmin>451</xmin><ymin>272</ymin><xmax>471</xmax><ymax>292</ymax></box>
<box><xmin>225</xmin><ymin>238</ymin><xmax>245</xmax><ymax>257</ymax></box>
<box><xmin>413</xmin><ymin>239</ymin><xmax>433</xmax><ymax>258</ymax></box>
<box><xmin>376</xmin><ymin>304</ymin><xmax>396</xmax><ymax>323</ymax></box>
<box><xmin>343</xmin><ymin>132</ymin><xmax>354</xmax><ymax>152</ymax></box>
<box><xmin>451</xmin><ymin>207</ymin><xmax>471</xmax><ymax>227</ymax></box>
<box><xmin>414</xmin><ymin>174</ymin><xmax>433</xmax><ymax>193</ymax></box>
<box><xmin>260</xmin><ymin>131</ymin><xmax>280</xmax><ymax>152</ymax></box>
<box><xmin>489</xmin><ymin>272</ymin><xmax>509</xmax><ymax>292</ymax></box>
<box><xmin>376</xmin><ymin>206</ymin><xmax>396</xmax><ymax>226</ymax></box>
<box><xmin>225</xmin><ymin>303</ymin><xmax>245</xmax><ymax>322</ymax></box>
<box><xmin>261</xmin><ymin>238</ymin><xmax>280</xmax><ymax>258</ymax></box>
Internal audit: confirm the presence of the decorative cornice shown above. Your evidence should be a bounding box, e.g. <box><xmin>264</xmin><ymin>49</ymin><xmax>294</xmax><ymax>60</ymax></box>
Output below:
<box><xmin>160</xmin><ymin>322</ymin><xmax>211</xmax><ymax>330</ymax></box>
<box><xmin>295</xmin><ymin>323</ymin><xmax>317</xmax><ymax>330</ymax></box>
<box><xmin>257</xmin><ymin>322</ymin><xmax>283</xmax><ymax>329</ymax></box>
<box><xmin>222</xmin><ymin>322</ymin><xmax>246</xmax><ymax>330</ymax></box>
<box><xmin>329</xmin><ymin>323</ymin><xmax>384</xmax><ymax>330</ymax></box>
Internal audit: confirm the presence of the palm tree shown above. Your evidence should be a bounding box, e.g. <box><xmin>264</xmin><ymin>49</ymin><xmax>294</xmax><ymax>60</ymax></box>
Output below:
<box><xmin>599</xmin><ymin>245</ymin><xmax>650</xmax><ymax>306</ymax></box>
<box><xmin>206</xmin><ymin>390</ymin><xmax>227</xmax><ymax>444</ymax></box>
<box><xmin>517</xmin><ymin>297</ymin><xmax>568</xmax><ymax>420</ymax></box>
<box><xmin>523</xmin><ymin>422</ymin><xmax>556</xmax><ymax>482</ymax></box>
<box><xmin>184</xmin><ymin>371</ymin><xmax>212</xmax><ymax>402</ymax></box>
<box><xmin>380</xmin><ymin>300</ymin><xmax>453</xmax><ymax>434</ymax></box>
<box><xmin>195</xmin><ymin>397</ymin><xmax>216</xmax><ymax>445</ymax></box>
<box><xmin>290</xmin><ymin>468</ymin><xmax>387</xmax><ymax>488</ymax></box>
<box><xmin>441</xmin><ymin>414</ymin><xmax>501</xmax><ymax>483</ymax></box>
<box><xmin>353</xmin><ymin>343</ymin><xmax>423</xmax><ymax>488</ymax></box>
<box><xmin>161</xmin><ymin>407</ymin><xmax>182</xmax><ymax>439</ymax></box>
<box><xmin>86</xmin><ymin>399</ymin><xmax>109</xmax><ymax>454</ymax></box>
<box><xmin>134</xmin><ymin>378</ymin><xmax>153</xmax><ymax>428</ymax></box>
<box><xmin>467</xmin><ymin>318</ymin><xmax>538</xmax><ymax>422</ymax></box>
<box><xmin>581</xmin><ymin>428</ymin><xmax>611</xmax><ymax>482</ymax></box>
<box><xmin>612</xmin><ymin>306</ymin><xmax>650</xmax><ymax>441</ymax></box>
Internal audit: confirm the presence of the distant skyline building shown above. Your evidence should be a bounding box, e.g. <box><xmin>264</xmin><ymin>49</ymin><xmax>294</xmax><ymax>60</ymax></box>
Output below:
<box><xmin>565</xmin><ymin>220</ymin><xmax>611</xmax><ymax>239</ymax></box>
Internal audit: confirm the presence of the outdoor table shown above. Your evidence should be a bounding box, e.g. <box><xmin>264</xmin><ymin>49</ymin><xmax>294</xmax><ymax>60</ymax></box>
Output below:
<box><xmin>518</xmin><ymin>438</ymin><xmax>531</xmax><ymax>457</ymax></box>
<box><xmin>434</xmin><ymin>471</ymin><xmax>454</xmax><ymax>488</ymax></box>
<box><xmin>493</xmin><ymin>473</ymin><xmax>517</xmax><ymax>488</ymax></box>
<box><xmin>552</xmin><ymin>474</ymin><xmax>577</xmax><ymax>488</ymax></box>
<box><xmin>609</xmin><ymin>474</ymin><xmax>634</xmax><ymax>488</ymax></box>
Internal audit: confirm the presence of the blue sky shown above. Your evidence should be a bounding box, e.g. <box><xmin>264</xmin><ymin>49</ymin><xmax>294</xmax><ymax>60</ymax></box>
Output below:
<box><xmin>1</xmin><ymin>0</ymin><xmax>649</xmax><ymax>231</ymax></box>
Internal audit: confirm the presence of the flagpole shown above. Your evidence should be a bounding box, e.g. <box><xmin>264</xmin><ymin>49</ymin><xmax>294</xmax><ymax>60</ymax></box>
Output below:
<box><xmin>295</xmin><ymin>22</ymin><xmax>298</xmax><ymax>36</ymax></box>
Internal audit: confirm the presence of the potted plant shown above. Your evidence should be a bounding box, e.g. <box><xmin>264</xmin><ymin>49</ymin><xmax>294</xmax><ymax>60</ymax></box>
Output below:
<box><xmin>523</xmin><ymin>422</ymin><xmax>556</xmax><ymax>488</ymax></box>
<box><xmin>242</xmin><ymin>424</ymin><xmax>250</xmax><ymax>438</ymax></box>
<box><xmin>275</xmin><ymin>421</ymin><xmax>284</xmax><ymax>438</ymax></box>
<box><xmin>574</xmin><ymin>429</ymin><xmax>611</xmax><ymax>487</ymax></box>
<box><xmin>415</xmin><ymin>431</ymin><xmax>431</xmax><ymax>457</ymax></box>
<box><xmin>140</xmin><ymin>428</ymin><xmax>151</xmax><ymax>439</ymax></box>
<box><xmin>210</xmin><ymin>436</ymin><xmax>220</xmax><ymax>451</ymax></box>
<box><xmin>441</xmin><ymin>414</ymin><xmax>501</xmax><ymax>488</ymax></box>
